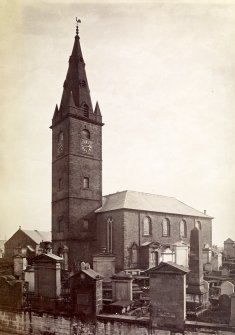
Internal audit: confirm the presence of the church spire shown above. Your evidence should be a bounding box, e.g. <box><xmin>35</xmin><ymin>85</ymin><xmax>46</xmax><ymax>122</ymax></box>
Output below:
<box><xmin>57</xmin><ymin>19</ymin><xmax>94</xmax><ymax>120</ymax></box>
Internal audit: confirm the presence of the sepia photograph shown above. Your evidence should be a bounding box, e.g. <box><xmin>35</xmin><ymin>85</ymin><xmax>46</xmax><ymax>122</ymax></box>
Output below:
<box><xmin>0</xmin><ymin>0</ymin><xmax>235</xmax><ymax>334</ymax></box>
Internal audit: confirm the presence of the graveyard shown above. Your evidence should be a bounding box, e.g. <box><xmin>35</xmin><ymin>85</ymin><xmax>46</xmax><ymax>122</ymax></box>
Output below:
<box><xmin>0</xmin><ymin>228</ymin><xmax>235</xmax><ymax>334</ymax></box>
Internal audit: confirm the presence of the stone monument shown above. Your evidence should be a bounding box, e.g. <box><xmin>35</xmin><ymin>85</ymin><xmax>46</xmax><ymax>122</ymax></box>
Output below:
<box><xmin>149</xmin><ymin>261</ymin><xmax>189</xmax><ymax>331</ymax></box>
<box><xmin>186</xmin><ymin>227</ymin><xmax>209</xmax><ymax>313</ymax></box>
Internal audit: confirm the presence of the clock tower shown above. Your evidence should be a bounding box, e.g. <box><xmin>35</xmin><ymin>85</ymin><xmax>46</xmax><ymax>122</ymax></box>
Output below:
<box><xmin>51</xmin><ymin>23</ymin><xmax>103</xmax><ymax>271</ymax></box>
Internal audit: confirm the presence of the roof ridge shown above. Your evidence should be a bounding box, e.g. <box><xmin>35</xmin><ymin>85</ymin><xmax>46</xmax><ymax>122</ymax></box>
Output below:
<box><xmin>103</xmin><ymin>190</ymin><xmax>174</xmax><ymax>199</ymax></box>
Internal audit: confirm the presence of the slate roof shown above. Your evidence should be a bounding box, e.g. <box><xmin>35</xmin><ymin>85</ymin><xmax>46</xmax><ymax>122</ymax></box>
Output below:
<box><xmin>22</xmin><ymin>230</ymin><xmax>51</xmax><ymax>244</ymax></box>
<box><xmin>95</xmin><ymin>190</ymin><xmax>212</xmax><ymax>218</ymax></box>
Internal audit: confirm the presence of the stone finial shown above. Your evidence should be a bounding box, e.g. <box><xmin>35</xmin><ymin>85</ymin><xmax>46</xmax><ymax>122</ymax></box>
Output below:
<box><xmin>81</xmin><ymin>261</ymin><xmax>86</xmax><ymax>270</ymax></box>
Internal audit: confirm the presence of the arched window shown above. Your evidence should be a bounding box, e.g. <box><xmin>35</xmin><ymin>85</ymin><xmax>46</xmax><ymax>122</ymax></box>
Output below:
<box><xmin>162</xmin><ymin>218</ymin><xmax>170</xmax><ymax>237</ymax></box>
<box><xmin>195</xmin><ymin>220</ymin><xmax>201</xmax><ymax>230</ymax></box>
<box><xmin>107</xmin><ymin>217</ymin><xmax>113</xmax><ymax>253</ymax></box>
<box><xmin>143</xmin><ymin>216</ymin><xmax>152</xmax><ymax>236</ymax></box>
<box><xmin>82</xmin><ymin>129</ymin><xmax>90</xmax><ymax>139</ymax></box>
<box><xmin>83</xmin><ymin>104</ymin><xmax>89</xmax><ymax>118</ymax></box>
<box><xmin>179</xmin><ymin>219</ymin><xmax>187</xmax><ymax>238</ymax></box>
<box><xmin>130</xmin><ymin>243</ymin><xmax>138</xmax><ymax>268</ymax></box>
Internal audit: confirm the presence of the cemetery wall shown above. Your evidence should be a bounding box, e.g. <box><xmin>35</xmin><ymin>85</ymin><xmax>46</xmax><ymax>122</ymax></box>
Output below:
<box><xmin>0</xmin><ymin>309</ymin><xmax>235</xmax><ymax>335</ymax></box>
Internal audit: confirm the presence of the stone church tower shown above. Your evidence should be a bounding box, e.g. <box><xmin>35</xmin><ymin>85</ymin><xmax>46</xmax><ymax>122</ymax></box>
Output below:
<box><xmin>51</xmin><ymin>24</ymin><xmax>103</xmax><ymax>271</ymax></box>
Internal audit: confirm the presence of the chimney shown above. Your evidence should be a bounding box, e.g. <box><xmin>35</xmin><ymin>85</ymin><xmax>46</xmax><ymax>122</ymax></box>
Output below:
<box><xmin>204</xmin><ymin>210</ymin><xmax>207</xmax><ymax>215</ymax></box>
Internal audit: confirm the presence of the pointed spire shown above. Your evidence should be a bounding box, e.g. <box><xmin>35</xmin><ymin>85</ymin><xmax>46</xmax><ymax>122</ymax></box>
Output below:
<box><xmin>59</xmin><ymin>23</ymin><xmax>93</xmax><ymax>115</ymax></box>
<box><xmin>94</xmin><ymin>101</ymin><xmax>101</xmax><ymax>116</ymax></box>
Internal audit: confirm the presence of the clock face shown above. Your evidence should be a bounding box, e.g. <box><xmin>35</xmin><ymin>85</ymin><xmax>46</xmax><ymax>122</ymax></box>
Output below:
<box><xmin>57</xmin><ymin>132</ymin><xmax>64</xmax><ymax>155</ymax></box>
<box><xmin>81</xmin><ymin>139</ymin><xmax>92</xmax><ymax>154</ymax></box>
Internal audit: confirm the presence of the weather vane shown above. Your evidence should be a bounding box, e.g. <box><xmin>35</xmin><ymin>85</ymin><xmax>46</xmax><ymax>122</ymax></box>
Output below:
<box><xmin>76</xmin><ymin>18</ymin><xmax>81</xmax><ymax>36</ymax></box>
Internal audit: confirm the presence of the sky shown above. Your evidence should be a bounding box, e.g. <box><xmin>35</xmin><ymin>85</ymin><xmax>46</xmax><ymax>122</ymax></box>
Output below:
<box><xmin>0</xmin><ymin>0</ymin><xmax>235</xmax><ymax>246</ymax></box>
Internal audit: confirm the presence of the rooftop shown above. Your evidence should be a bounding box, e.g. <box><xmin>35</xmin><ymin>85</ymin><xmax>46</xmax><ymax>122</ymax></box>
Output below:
<box><xmin>96</xmin><ymin>190</ymin><xmax>212</xmax><ymax>218</ymax></box>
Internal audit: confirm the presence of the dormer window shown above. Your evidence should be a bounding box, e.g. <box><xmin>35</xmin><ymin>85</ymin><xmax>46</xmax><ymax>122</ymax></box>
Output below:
<box><xmin>83</xmin><ymin>104</ymin><xmax>89</xmax><ymax>118</ymax></box>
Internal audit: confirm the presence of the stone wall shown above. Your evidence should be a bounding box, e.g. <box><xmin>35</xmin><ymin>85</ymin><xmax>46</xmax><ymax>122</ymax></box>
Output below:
<box><xmin>0</xmin><ymin>309</ymin><xmax>234</xmax><ymax>335</ymax></box>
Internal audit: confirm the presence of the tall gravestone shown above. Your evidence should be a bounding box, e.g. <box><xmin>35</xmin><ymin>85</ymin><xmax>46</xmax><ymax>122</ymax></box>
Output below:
<box><xmin>186</xmin><ymin>227</ymin><xmax>209</xmax><ymax>312</ymax></box>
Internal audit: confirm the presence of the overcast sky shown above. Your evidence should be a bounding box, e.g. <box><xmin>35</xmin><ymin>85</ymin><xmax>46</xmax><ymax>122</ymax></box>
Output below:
<box><xmin>0</xmin><ymin>0</ymin><xmax>235</xmax><ymax>246</ymax></box>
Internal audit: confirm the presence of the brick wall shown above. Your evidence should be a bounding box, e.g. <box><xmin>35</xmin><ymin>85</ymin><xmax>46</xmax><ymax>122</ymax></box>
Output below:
<box><xmin>97</xmin><ymin>209</ymin><xmax>212</xmax><ymax>271</ymax></box>
<box><xmin>96</xmin><ymin>210</ymin><xmax>124</xmax><ymax>271</ymax></box>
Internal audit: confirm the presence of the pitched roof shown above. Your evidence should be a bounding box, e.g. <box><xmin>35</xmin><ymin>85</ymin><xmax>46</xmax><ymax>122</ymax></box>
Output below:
<box><xmin>22</xmin><ymin>230</ymin><xmax>51</xmax><ymax>244</ymax></box>
<box><xmin>33</xmin><ymin>253</ymin><xmax>63</xmax><ymax>263</ymax></box>
<box><xmin>224</xmin><ymin>238</ymin><xmax>234</xmax><ymax>244</ymax></box>
<box><xmin>95</xmin><ymin>190</ymin><xmax>212</xmax><ymax>218</ymax></box>
<box><xmin>147</xmin><ymin>261</ymin><xmax>189</xmax><ymax>274</ymax></box>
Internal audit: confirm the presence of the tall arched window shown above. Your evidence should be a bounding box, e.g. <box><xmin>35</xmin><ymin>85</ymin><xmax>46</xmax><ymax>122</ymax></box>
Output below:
<box><xmin>162</xmin><ymin>218</ymin><xmax>170</xmax><ymax>237</ymax></box>
<box><xmin>143</xmin><ymin>216</ymin><xmax>152</xmax><ymax>236</ymax></box>
<box><xmin>130</xmin><ymin>243</ymin><xmax>138</xmax><ymax>268</ymax></box>
<box><xmin>195</xmin><ymin>220</ymin><xmax>201</xmax><ymax>230</ymax></box>
<box><xmin>82</xmin><ymin>129</ymin><xmax>90</xmax><ymax>139</ymax></box>
<box><xmin>179</xmin><ymin>219</ymin><xmax>187</xmax><ymax>238</ymax></box>
<box><xmin>107</xmin><ymin>217</ymin><xmax>113</xmax><ymax>253</ymax></box>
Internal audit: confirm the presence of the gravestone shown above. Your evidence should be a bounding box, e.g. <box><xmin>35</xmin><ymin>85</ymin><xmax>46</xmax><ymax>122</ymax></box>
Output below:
<box><xmin>211</xmin><ymin>252</ymin><xmax>222</xmax><ymax>271</ymax></box>
<box><xmin>173</xmin><ymin>240</ymin><xmax>189</xmax><ymax>267</ymax></box>
<box><xmin>149</xmin><ymin>262</ymin><xmax>189</xmax><ymax>331</ymax></box>
<box><xmin>93</xmin><ymin>251</ymin><xmax>115</xmax><ymax>279</ymax></box>
<box><xmin>202</xmin><ymin>245</ymin><xmax>212</xmax><ymax>265</ymax></box>
<box><xmin>161</xmin><ymin>248</ymin><xmax>175</xmax><ymax>263</ymax></box>
<box><xmin>34</xmin><ymin>253</ymin><xmax>63</xmax><ymax>298</ymax></box>
<box><xmin>112</xmin><ymin>271</ymin><xmax>133</xmax><ymax>302</ymax></box>
<box><xmin>219</xmin><ymin>294</ymin><xmax>231</xmax><ymax>312</ymax></box>
<box><xmin>69</xmin><ymin>265</ymin><xmax>103</xmax><ymax>317</ymax></box>
<box><xmin>204</xmin><ymin>263</ymin><xmax>212</xmax><ymax>272</ymax></box>
<box><xmin>230</xmin><ymin>293</ymin><xmax>235</xmax><ymax>326</ymax></box>
<box><xmin>221</xmin><ymin>281</ymin><xmax>234</xmax><ymax>296</ymax></box>
<box><xmin>186</xmin><ymin>227</ymin><xmax>209</xmax><ymax>310</ymax></box>
<box><xmin>24</xmin><ymin>265</ymin><xmax>35</xmax><ymax>292</ymax></box>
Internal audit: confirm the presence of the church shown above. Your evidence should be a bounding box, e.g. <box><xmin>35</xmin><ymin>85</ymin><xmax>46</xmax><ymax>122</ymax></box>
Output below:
<box><xmin>51</xmin><ymin>23</ymin><xmax>213</xmax><ymax>272</ymax></box>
